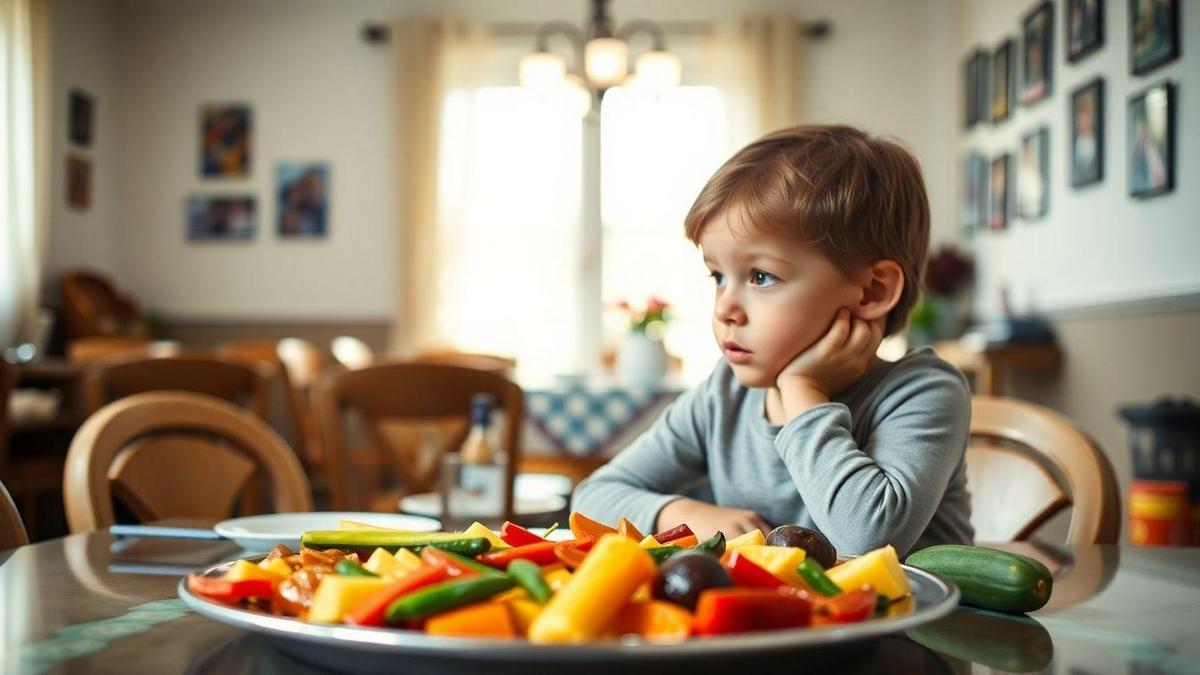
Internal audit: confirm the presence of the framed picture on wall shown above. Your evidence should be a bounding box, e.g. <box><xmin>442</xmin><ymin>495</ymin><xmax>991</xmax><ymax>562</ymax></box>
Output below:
<box><xmin>1021</xmin><ymin>1</ymin><xmax>1053</xmax><ymax>105</ymax></box>
<box><xmin>1129</xmin><ymin>0</ymin><xmax>1179</xmax><ymax>75</ymax></box>
<box><xmin>989</xmin><ymin>154</ymin><xmax>1010</xmax><ymax>230</ymax></box>
<box><xmin>1128</xmin><ymin>81</ymin><xmax>1175</xmax><ymax>198</ymax></box>
<box><xmin>991</xmin><ymin>40</ymin><xmax>1014</xmax><ymax>123</ymax></box>
<box><xmin>1068</xmin><ymin>0</ymin><xmax>1104</xmax><ymax>62</ymax></box>
<box><xmin>200</xmin><ymin>104</ymin><xmax>252</xmax><ymax>178</ymax></box>
<box><xmin>1071</xmin><ymin>78</ymin><xmax>1105</xmax><ymax>188</ymax></box>
<box><xmin>960</xmin><ymin>152</ymin><xmax>988</xmax><ymax>231</ymax></box>
<box><xmin>276</xmin><ymin>162</ymin><xmax>329</xmax><ymax>238</ymax></box>
<box><xmin>1018</xmin><ymin>128</ymin><xmax>1050</xmax><ymax>219</ymax></box>
<box><xmin>68</xmin><ymin>89</ymin><xmax>95</xmax><ymax>147</ymax></box>
<box><xmin>66</xmin><ymin>155</ymin><xmax>91</xmax><ymax>210</ymax></box>
<box><xmin>186</xmin><ymin>195</ymin><xmax>257</xmax><ymax>240</ymax></box>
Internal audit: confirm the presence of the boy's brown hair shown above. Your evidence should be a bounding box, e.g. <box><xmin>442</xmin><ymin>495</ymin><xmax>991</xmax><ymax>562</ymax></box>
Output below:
<box><xmin>683</xmin><ymin>124</ymin><xmax>930</xmax><ymax>336</ymax></box>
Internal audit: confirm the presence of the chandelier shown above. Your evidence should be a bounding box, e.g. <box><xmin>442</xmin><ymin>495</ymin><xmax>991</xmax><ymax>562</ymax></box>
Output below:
<box><xmin>518</xmin><ymin>0</ymin><xmax>681</xmax><ymax>115</ymax></box>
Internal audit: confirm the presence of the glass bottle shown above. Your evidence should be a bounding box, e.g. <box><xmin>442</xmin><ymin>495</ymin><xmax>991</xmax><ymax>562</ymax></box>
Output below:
<box><xmin>440</xmin><ymin>393</ymin><xmax>508</xmax><ymax>529</ymax></box>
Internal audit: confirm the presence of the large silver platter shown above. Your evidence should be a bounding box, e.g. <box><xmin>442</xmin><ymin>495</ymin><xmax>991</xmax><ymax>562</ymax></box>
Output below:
<box><xmin>179</xmin><ymin>555</ymin><xmax>959</xmax><ymax>673</ymax></box>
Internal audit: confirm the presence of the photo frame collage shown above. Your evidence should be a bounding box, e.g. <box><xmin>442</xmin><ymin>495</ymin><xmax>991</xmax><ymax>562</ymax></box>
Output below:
<box><xmin>960</xmin><ymin>0</ymin><xmax>1180</xmax><ymax>233</ymax></box>
<box><xmin>189</xmin><ymin>104</ymin><xmax>330</xmax><ymax>241</ymax></box>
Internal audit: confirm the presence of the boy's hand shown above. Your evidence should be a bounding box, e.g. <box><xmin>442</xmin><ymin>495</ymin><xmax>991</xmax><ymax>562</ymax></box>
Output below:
<box><xmin>776</xmin><ymin>308</ymin><xmax>885</xmax><ymax>415</ymax></box>
<box><xmin>657</xmin><ymin>498</ymin><xmax>771</xmax><ymax>542</ymax></box>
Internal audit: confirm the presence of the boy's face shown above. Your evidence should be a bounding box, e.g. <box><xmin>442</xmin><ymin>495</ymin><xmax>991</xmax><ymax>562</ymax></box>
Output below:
<box><xmin>699</xmin><ymin>213</ymin><xmax>861</xmax><ymax>388</ymax></box>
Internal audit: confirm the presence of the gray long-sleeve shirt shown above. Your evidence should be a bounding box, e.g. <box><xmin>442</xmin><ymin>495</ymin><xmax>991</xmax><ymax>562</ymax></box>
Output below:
<box><xmin>571</xmin><ymin>347</ymin><xmax>974</xmax><ymax>556</ymax></box>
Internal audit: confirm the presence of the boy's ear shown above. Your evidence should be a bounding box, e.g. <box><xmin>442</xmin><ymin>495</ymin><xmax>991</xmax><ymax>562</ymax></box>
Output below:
<box><xmin>852</xmin><ymin>260</ymin><xmax>905</xmax><ymax>322</ymax></box>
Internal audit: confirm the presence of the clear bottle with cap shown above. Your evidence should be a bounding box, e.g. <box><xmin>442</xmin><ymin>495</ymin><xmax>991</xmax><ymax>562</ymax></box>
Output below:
<box><xmin>439</xmin><ymin>393</ymin><xmax>508</xmax><ymax>529</ymax></box>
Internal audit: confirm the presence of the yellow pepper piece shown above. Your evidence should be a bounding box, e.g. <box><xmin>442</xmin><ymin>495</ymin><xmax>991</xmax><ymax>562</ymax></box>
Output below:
<box><xmin>227</xmin><ymin>559</ymin><xmax>284</xmax><ymax>583</ymax></box>
<box><xmin>505</xmin><ymin>598</ymin><xmax>543</xmax><ymax>636</ymax></box>
<box><xmin>528</xmin><ymin>534</ymin><xmax>655</xmax><ymax>644</ymax></box>
<box><xmin>825</xmin><ymin>545</ymin><xmax>911</xmax><ymax>601</ymax></box>
<box><xmin>362</xmin><ymin>547</ymin><xmax>422</xmax><ymax>578</ymax></box>
<box><xmin>308</xmin><ymin>576</ymin><xmax>393</xmax><ymax>623</ymax></box>
<box><xmin>256</xmin><ymin>557</ymin><xmax>292</xmax><ymax>579</ymax></box>
<box><xmin>725</xmin><ymin>529</ymin><xmax>766</xmax><ymax>550</ymax></box>
<box><xmin>735</xmin><ymin>545</ymin><xmax>807</xmax><ymax>586</ymax></box>
<box><xmin>461</xmin><ymin>521</ymin><xmax>511</xmax><ymax>550</ymax></box>
<box><xmin>638</xmin><ymin>534</ymin><xmax>660</xmax><ymax>548</ymax></box>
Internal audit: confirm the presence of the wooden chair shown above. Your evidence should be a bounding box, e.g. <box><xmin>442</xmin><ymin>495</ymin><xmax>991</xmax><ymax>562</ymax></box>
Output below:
<box><xmin>315</xmin><ymin>362</ymin><xmax>523</xmax><ymax>517</ymax></box>
<box><xmin>330</xmin><ymin>335</ymin><xmax>374</xmax><ymax>370</ymax></box>
<box><xmin>59</xmin><ymin>269</ymin><xmax>147</xmax><ymax>341</ymax></box>
<box><xmin>68</xmin><ymin>337</ymin><xmax>180</xmax><ymax>364</ymax></box>
<box><xmin>413</xmin><ymin>349</ymin><xmax>516</xmax><ymax>377</ymax></box>
<box><xmin>1</xmin><ymin>480</ymin><xmax>29</xmax><ymax>551</ymax></box>
<box><xmin>276</xmin><ymin>338</ymin><xmax>324</xmax><ymax>389</ymax></box>
<box><xmin>217</xmin><ymin>340</ymin><xmax>321</xmax><ymax>467</ymax></box>
<box><xmin>83</xmin><ymin>354</ymin><xmax>271</xmax><ymax>418</ymax></box>
<box><xmin>967</xmin><ymin>395</ymin><xmax>1121</xmax><ymax>545</ymax></box>
<box><xmin>63</xmin><ymin>391</ymin><xmax>312</xmax><ymax>533</ymax></box>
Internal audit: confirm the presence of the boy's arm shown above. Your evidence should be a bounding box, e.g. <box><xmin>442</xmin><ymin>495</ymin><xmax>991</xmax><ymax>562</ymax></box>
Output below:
<box><xmin>570</xmin><ymin>380</ymin><xmax>712</xmax><ymax>535</ymax></box>
<box><xmin>774</xmin><ymin>364</ymin><xmax>971</xmax><ymax>556</ymax></box>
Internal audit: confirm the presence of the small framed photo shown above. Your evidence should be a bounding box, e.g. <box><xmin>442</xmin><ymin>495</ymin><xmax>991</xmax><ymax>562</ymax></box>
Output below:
<box><xmin>1129</xmin><ymin>0</ymin><xmax>1179</xmax><ymax>75</ymax></box>
<box><xmin>1071</xmin><ymin>78</ymin><xmax>1105</xmax><ymax>188</ymax></box>
<box><xmin>964</xmin><ymin>49</ymin><xmax>991</xmax><ymax>128</ymax></box>
<box><xmin>991</xmin><ymin>40</ymin><xmax>1015</xmax><ymax>123</ymax></box>
<box><xmin>1021</xmin><ymin>1</ymin><xmax>1054</xmax><ymax>105</ymax></box>
<box><xmin>200</xmin><ymin>104</ymin><xmax>251</xmax><ymax>178</ymax></box>
<box><xmin>66</xmin><ymin>155</ymin><xmax>91</xmax><ymax>210</ymax></box>
<box><xmin>277</xmin><ymin>162</ymin><xmax>329</xmax><ymax>238</ymax></box>
<box><xmin>187</xmin><ymin>195</ymin><xmax>257</xmax><ymax>240</ymax></box>
<box><xmin>1127</xmin><ymin>81</ymin><xmax>1175</xmax><ymax>198</ymax></box>
<box><xmin>68</xmin><ymin>89</ymin><xmax>95</xmax><ymax>147</ymax></box>
<box><xmin>1068</xmin><ymin>0</ymin><xmax>1104</xmax><ymax>62</ymax></box>
<box><xmin>960</xmin><ymin>152</ymin><xmax>988</xmax><ymax>231</ymax></box>
<box><xmin>989</xmin><ymin>154</ymin><xmax>1011</xmax><ymax>231</ymax></box>
<box><xmin>1018</xmin><ymin>128</ymin><xmax>1050</xmax><ymax>220</ymax></box>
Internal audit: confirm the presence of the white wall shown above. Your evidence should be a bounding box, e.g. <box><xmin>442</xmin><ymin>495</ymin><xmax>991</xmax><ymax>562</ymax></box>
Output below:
<box><xmin>956</xmin><ymin>0</ymin><xmax>1200</xmax><ymax>319</ymax></box>
<box><xmin>47</xmin><ymin>0</ymin><xmax>120</xmax><ymax>285</ymax></box>
<box><xmin>47</xmin><ymin>0</ymin><xmax>958</xmax><ymax>323</ymax></box>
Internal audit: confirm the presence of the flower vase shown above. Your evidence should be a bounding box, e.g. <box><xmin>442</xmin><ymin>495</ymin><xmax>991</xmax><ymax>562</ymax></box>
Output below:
<box><xmin>617</xmin><ymin>332</ymin><xmax>668</xmax><ymax>388</ymax></box>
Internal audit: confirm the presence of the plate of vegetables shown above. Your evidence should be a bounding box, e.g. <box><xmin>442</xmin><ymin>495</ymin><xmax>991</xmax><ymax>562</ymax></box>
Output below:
<box><xmin>179</xmin><ymin>513</ymin><xmax>959</xmax><ymax>671</ymax></box>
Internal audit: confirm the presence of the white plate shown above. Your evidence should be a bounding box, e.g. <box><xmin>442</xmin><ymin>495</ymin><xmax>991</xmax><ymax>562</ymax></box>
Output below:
<box><xmin>398</xmin><ymin>493</ymin><xmax>567</xmax><ymax>518</ymax></box>
<box><xmin>214</xmin><ymin>512</ymin><xmax>441</xmax><ymax>552</ymax></box>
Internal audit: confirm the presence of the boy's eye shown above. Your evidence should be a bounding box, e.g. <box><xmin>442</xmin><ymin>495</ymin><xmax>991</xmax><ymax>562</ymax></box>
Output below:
<box><xmin>751</xmin><ymin>269</ymin><xmax>779</xmax><ymax>287</ymax></box>
<box><xmin>709</xmin><ymin>271</ymin><xmax>726</xmax><ymax>287</ymax></box>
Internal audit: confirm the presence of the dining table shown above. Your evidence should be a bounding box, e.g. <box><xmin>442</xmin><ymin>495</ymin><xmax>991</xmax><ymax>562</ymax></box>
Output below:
<box><xmin>2</xmin><ymin>527</ymin><xmax>1198</xmax><ymax>674</ymax></box>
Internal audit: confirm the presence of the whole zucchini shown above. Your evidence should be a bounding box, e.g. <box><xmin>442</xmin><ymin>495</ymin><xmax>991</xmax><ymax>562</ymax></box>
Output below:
<box><xmin>300</xmin><ymin>531</ymin><xmax>492</xmax><ymax>556</ymax></box>
<box><xmin>906</xmin><ymin>544</ymin><xmax>1052</xmax><ymax>614</ymax></box>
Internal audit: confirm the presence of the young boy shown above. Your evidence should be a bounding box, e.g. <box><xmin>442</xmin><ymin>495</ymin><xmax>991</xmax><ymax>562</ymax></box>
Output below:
<box><xmin>572</xmin><ymin>125</ymin><xmax>973</xmax><ymax>556</ymax></box>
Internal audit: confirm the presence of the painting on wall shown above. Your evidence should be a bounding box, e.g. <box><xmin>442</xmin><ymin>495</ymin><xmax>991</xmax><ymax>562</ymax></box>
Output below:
<box><xmin>1018</xmin><ymin>128</ymin><xmax>1050</xmax><ymax>220</ymax></box>
<box><xmin>960</xmin><ymin>152</ymin><xmax>988</xmax><ymax>232</ymax></box>
<box><xmin>964</xmin><ymin>49</ymin><xmax>991</xmax><ymax>128</ymax></box>
<box><xmin>186</xmin><ymin>195</ymin><xmax>256</xmax><ymax>240</ymax></box>
<box><xmin>1068</xmin><ymin>0</ymin><xmax>1104</xmax><ymax>62</ymax></box>
<box><xmin>1128</xmin><ymin>81</ymin><xmax>1175</xmax><ymax>198</ymax></box>
<box><xmin>1021</xmin><ymin>1</ymin><xmax>1053</xmax><ymax>105</ymax></box>
<box><xmin>1130</xmin><ymin>0</ymin><xmax>1179</xmax><ymax>74</ymax></box>
<box><xmin>200</xmin><ymin>104</ymin><xmax>251</xmax><ymax>178</ymax></box>
<box><xmin>66</xmin><ymin>156</ymin><xmax>91</xmax><ymax>210</ymax></box>
<box><xmin>69</xmin><ymin>89</ymin><xmax>95</xmax><ymax>147</ymax></box>
<box><xmin>1071</xmin><ymin>78</ymin><xmax>1105</xmax><ymax>188</ymax></box>
<box><xmin>276</xmin><ymin>162</ymin><xmax>329</xmax><ymax>238</ymax></box>
<box><xmin>991</xmin><ymin>40</ymin><xmax>1014</xmax><ymax>123</ymax></box>
<box><xmin>989</xmin><ymin>154</ymin><xmax>1010</xmax><ymax>231</ymax></box>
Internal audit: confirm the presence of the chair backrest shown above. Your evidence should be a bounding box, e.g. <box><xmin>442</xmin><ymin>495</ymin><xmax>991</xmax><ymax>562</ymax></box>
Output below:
<box><xmin>68</xmin><ymin>337</ymin><xmax>180</xmax><ymax>364</ymax></box>
<box><xmin>330</xmin><ymin>335</ymin><xmax>374</xmax><ymax>370</ymax></box>
<box><xmin>59</xmin><ymin>269</ymin><xmax>145</xmax><ymax>340</ymax></box>
<box><xmin>968</xmin><ymin>395</ymin><xmax>1121</xmax><ymax>545</ymax></box>
<box><xmin>63</xmin><ymin>391</ymin><xmax>312</xmax><ymax>533</ymax></box>
<box><xmin>276</xmin><ymin>338</ymin><xmax>323</xmax><ymax>389</ymax></box>
<box><xmin>315</xmin><ymin>362</ymin><xmax>523</xmax><ymax>516</ymax></box>
<box><xmin>413</xmin><ymin>349</ymin><xmax>516</xmax><ymax>377</ymax></box>
<box><xmin>0</xmin><ymin>479</ymin><xmax>29</xmax><ymax>551</ymax></box>
<box><xmin>83</xmin><ymin>354</ymin><xmax>271</xmax><ymax>419</ymax></box>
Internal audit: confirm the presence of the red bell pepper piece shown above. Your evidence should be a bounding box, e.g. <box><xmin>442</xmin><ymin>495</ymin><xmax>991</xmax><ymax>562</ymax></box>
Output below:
<box><xmin>814</xmin><ymin>587</ymin><xmax>876</xmax><ymax>625</ymax></box>
<box><xmin>500</xmin><ymin>521</ymin><xmax>545</xmax><ymax>547</ymax></box>
<box><xmin>476</xmin><ymin>541</ymin><xmax>559</xmax><ymax>568</ymax></box>
<box><xmin>420</xmin><ymin>547</ymin><xmax>479</xmax><ymax>578</ymax></box>
<box><xmin>723</xmin><ymin>550</ymin><xmax>788</xmax><ymax>589</ymax></box>
<box><xmin>652</xmin><ymin>523</ymin><xmax>695</xmax><ymax>544</ymax></box>
<box><xmin>345</xmin><ymin>566</ymin><xmax>451</xmax><ymax>627</ymax></box>
<box><xmin>693</xmin><ymin>588</ymin><xmax>813</xmax><ymax>635</ymax></box>
<box><xmin>552</xmin><ymin>537</ymin><xmax>594</xmax><ymax>570</ymax></box>
<box><xmin>187</xmin><ymin>574</ymin><xmax>274</xmax><ymax>604</ymax></box>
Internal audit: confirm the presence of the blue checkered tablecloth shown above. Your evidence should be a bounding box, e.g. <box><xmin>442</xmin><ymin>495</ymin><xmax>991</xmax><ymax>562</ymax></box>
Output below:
<box><xmin>525</xmin><ymin>383</ymin><xmax>681</xmax><ymax>458</ymax></box>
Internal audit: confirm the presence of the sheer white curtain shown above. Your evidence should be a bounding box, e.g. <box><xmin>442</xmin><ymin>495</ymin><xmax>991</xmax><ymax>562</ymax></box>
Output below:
<box><xmin>0</xmin><ymin>0</ymin><xmax>49</xmax><ymax>349</ymax></box>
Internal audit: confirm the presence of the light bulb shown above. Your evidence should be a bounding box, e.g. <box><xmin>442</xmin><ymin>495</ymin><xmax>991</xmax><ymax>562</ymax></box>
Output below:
<box><xmin>585</xmin><ymin>38</ymin><xmax>629</xmax><ymax>89</ymax></box>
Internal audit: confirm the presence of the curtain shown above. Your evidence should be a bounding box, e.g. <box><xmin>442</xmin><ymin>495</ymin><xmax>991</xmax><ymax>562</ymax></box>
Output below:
<box><xmin>0</xmin><ymin>0</ymin><xmax>50</xmax><ymax>350</ymax></box>
<box><xmin>699</xmin><ymin>13</ymin><xmax>807</xmax><ymax>148</ymax></box>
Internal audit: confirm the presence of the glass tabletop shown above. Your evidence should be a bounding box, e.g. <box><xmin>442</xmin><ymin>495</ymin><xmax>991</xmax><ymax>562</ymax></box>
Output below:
<box><xmin>2</xmin><ymin>530</ymin><xmax>1198</xmax><ymax>674</ymax></box>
